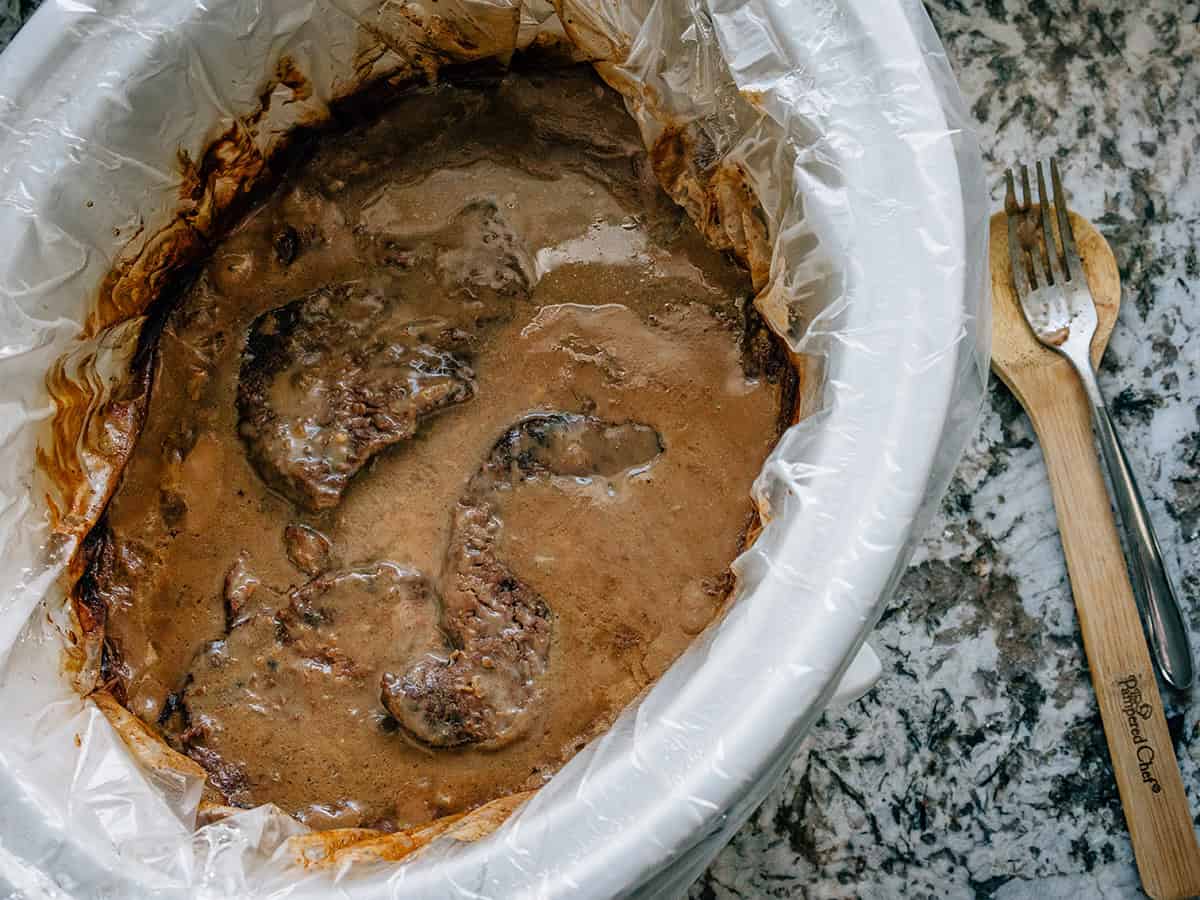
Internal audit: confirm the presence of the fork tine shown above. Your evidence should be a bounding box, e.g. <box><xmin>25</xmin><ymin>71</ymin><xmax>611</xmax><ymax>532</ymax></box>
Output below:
<box><xmin>1019</xmin><ymin>165</ymin><xmax>1048</xmax><ymax>288</ymax></box>
<box><xmin>1017</xmin><ymin>164</ymin><xmax>1046</xmax><ymax>286</ymax></box>
<box><xmin>1019</xmin><ymin>164</ymin><xmax>1033</xmax><ymax>209</ymax></box>
<box><xmin>1004</xmin><ymin>170</ymin><xmax>1032</xmax><ymax>297</ymax></box>
<box><xmin>1036</xmin><ymin>162</ymin><xmax>1066</xmax><ymax>285</ymax></box>
<box><xmin>1050</xmin><ymin>159</ymin><xmax>1084</xmax><ymax>282</ymax></box>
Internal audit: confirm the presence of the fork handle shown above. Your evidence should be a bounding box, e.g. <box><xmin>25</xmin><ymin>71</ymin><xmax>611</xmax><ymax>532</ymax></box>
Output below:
<box><xmin>1071</xmin><ymin>361</ymin><xmax>1195</xmax><ymax>690</ymax></box>
<box><xmin>1025</xmin><ymin>366</ymin><xmax>1200</xmax><ymax>899</ymax></box>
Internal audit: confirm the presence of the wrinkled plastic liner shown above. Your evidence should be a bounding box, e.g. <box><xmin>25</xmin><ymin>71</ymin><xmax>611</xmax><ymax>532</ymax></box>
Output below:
<box><xmin>0</xmin><ymin>1</ymin><xmax>988</xmax><ymax>897</ymax></box>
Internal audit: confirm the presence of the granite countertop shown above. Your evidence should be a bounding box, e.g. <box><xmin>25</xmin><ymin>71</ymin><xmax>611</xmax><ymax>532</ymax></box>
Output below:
<box><xmin>1</xmin><ymin>1</ymin><xmax>1197</xmax><ymax>898</ymax></box>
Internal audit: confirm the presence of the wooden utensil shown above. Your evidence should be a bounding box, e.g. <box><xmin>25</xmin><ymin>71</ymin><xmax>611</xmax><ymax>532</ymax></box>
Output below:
<box><xmin>990</xmin><ymin>205</ymin><xmax>1200</xmax><ymax>899</ymax></box>
<box><xmin>1003</xmin><ymin>162</ymin><xmax>1193</xmax><ymax>690</ymax></box>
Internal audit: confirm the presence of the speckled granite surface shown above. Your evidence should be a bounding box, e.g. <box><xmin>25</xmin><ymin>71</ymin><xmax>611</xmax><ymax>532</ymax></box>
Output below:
<box><xmin>0</xmin><ymin>1</ymin><xmax>37</xmax><ymax>49</ymax></box>
<box><xmin>1</xmin><ymin>2</ymin><xmax>1197</xmax><ymax>898</ymax></box>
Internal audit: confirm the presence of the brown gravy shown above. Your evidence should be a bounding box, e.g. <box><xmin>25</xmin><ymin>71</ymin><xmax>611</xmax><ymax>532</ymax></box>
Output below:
<box><xmin>87</xmin><ymin>67</ymin><xmax>792</xmax><ymax>831</ymax></box>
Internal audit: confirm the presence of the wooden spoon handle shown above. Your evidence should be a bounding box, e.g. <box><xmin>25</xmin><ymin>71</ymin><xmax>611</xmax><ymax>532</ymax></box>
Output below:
<box><xmin>1024</xmin><ymin>366</ymin><xmax>1200</xmax><ymax>899</ymax></box>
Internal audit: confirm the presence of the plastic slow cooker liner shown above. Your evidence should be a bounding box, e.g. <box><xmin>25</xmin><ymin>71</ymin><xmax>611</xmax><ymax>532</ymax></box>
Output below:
<box><xmin>0</xmin><ymin>0</ymin><xmax>988</xmax><ymax>896</ymax></box>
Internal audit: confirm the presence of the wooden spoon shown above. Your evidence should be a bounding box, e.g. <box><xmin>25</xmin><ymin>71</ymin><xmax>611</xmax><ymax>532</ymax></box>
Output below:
<box><xmin>990</xmin><ymin>209</ymin><xmax>1200</xmax><ymax>899</ymax></box>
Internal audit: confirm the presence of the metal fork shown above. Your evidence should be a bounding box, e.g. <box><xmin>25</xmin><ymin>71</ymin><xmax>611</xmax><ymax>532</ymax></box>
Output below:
<box><xmin>1004</xmin><ymin>159</ymin><xmax>1194</xmax><ymax>689</ymax></box>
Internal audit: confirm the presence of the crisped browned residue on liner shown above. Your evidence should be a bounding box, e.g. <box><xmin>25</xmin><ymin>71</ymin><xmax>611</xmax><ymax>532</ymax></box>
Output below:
<box><xmin>96</xmin><ymin>128</ymin><xmax>265</xmax><ymax>338</ymax></box>
<box><xmin>92</xmin><ymin>221</ymin><xmax>207</xmax><ymax>336</ymax></box>
<box><xmin>39</xmin><ymin>349</ymin><xmax>152</xmax><ymax>542</ymax></box>
<box><xmin>352</xmin><ymin>1</ymin><xmax>521</xmax><ymax>85</ymax></box>
<box><xmin>287</xmin><ymin>791</ymin><xmax>534</xmax><ymax>870</ymax></box>
<box><xmin>292</xmin><ymin>819</ymin><xmax>457</xmax><ymax>868</ymax></box>
<box><xmin>175</xmin><ymin>127</ymin><xmax>267</xmax><ymax>237</ymax></box>
<box><xmin>397</xmin><ymin>11</ymin><xmax>480</xmax><ymax>58</ymax></box>
<box><xmin>741</xmin><ymin>88</ymin><xmax>768</xmax><ymax>111</ymax></box>
<box><xmin>352</xmin><ymin>22</ymin><xmax>435</xmax><ymax>85</ymax></box>
<box><xmin>91</xmin><ymin>690</ymin><xmax>207</xmax><ymax>783</ymax></box>
<box><xmin>273</xmin><ymin>55</ymin><xmax>313</xmax><ymax>102</ymax></box>
<box><xmin>710</xmin><ymin>163</ymin><xmax>772</xmax><ymax>289</ymax></box>
<box><xmin>437</xmin><ymin>790</ymin><xmax>533</xmax><ymax>842</ymax></box>
<box><xmin>522</xmin><ymin>29</ymin><xmax>595</xmax><ymax>65</ymax></box>
<box><xmin>288</xmin><ymin>827</ymin><xmax>390</xmax><ymax>866</ymax></box>
<box><xmin>196</xmin><ymin>801</ymin><xmax>246</xmax><ymax>827</ymax></box>
<box><xmin>188</xmin><ymin>766</ymin><xmax>531</xmax><ymax>868</ymax></box>
<box><xmin>69</xmin><ymin>525</ymin><xmax>115</xmax><ymax>695</ymax></box>
<box><xmin>649</xmin><ymin>124</ymin><xmax>717</xmax><ymax>213</ymax></box>
<box><xmin>39</xmin><ymin>359</ymin><xmax>92</xmax><ymax>536</ymax></box>
<box><xmin>551</xmin><ymin>2</ymin><xmax>627</xmax><ymax>63</ymax></box>
<box><xmin>649</xmin><ymin>126</ymin><xmax>772</xmax><ymax>291</ymax></box>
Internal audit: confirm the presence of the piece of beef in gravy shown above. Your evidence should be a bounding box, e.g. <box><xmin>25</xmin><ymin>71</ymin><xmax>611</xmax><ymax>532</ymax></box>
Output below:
<box><xmin>237</xmin><ymin>285</ymin><xmax>475</xmax><ymax>510</ymax></box>
<box><xmin>382</xmin><ymin>413</ymin><xmax>663</xmax><ymax>748</ymax></box>
<box><xmin>181</xmin><ymin>563</ymin><xmax>444</xmax><ymax>812</ymax></box>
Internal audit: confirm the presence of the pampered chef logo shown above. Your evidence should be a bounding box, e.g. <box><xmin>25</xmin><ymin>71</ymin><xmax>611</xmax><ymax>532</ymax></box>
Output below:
<box><xmin>1117</xmin><ymin>674</ymin><xmax>1161</xmax><ymax>793</ymax></box>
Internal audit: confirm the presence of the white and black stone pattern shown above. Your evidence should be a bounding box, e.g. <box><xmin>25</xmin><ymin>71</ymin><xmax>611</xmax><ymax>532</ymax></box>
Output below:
<box><xmin>1</xmin><ymin>2</ymin><xmax>1197</xmax><ymax>898</ymax></box>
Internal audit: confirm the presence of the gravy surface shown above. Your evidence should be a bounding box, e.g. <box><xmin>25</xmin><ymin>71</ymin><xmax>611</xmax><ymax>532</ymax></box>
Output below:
<box><xmin>93</xmin><ymin>68</ymin><xmax>790</xmax><ymax>831</ymax></box>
